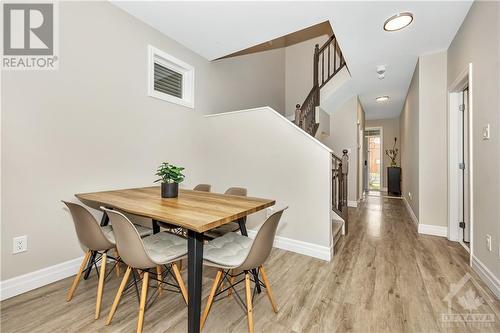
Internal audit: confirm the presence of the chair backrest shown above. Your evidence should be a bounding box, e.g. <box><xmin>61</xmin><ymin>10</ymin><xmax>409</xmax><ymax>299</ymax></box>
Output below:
<box><xmin>62</xmin><ymin>201</ymin><xmax>114</xmax><ymax>251</ymax></box>
<box><xmin>193</xmin><ymin>184</ymin><xmax>211</xmax><ymax>192</ymax></box>
<box><xmin>238</xmin><ymin>207</ymin><xmax>287</xmax><ymax>271</ymax></box>
<box><xmin>101</xmin><ymin>207</ymin><xmax>156</xmax><ymax>269</ymax></box>
<box><xmin>224</xmin><ymin>187</ymin><xmax>247</xmax><ymax>196</ymax></box>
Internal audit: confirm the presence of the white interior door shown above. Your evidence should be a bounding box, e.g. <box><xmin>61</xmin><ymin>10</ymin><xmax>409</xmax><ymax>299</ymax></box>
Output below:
<box><xmin>458</xmin><ymin>88</ymin><xmax>470</xmax><ymax>244</ymax></box>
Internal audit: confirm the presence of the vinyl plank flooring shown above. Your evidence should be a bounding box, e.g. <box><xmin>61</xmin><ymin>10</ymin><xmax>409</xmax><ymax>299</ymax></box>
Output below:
<box><xmin>2</xmin><ymin>195</ymin><xmax>499</xmax><ymax>333</ymax></box>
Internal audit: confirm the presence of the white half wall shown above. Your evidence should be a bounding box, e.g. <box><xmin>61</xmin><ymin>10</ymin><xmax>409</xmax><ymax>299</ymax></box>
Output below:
<box><xmin>202</xmin><ymin>107</ymin><xmax>333</xmax><ymax>253</ymax></box>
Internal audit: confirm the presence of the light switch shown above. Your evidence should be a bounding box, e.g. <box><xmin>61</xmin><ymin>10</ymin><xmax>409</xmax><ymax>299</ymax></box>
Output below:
<box><xmin>482</xmin><ymin>124</ymin><xmax>490</xmax><ymax>140</ymax></box>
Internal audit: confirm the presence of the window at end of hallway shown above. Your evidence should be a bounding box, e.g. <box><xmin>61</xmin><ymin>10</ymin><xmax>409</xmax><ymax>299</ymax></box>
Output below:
<box><xmin>148</xmin><ymin>45</ymin><xmax>195</xmax><ymax>108</ymax></box>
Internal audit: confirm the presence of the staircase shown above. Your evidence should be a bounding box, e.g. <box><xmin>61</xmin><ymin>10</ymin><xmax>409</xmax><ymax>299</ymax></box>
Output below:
<box><xmin>293</xmin><ymin>34</ymin><xmax>347</xmax><ymax>137</ymax></box>
<box><xmin>291</xmin><ymin>35</ymin><xmax>349</xmax><ymax>252</ymax></box>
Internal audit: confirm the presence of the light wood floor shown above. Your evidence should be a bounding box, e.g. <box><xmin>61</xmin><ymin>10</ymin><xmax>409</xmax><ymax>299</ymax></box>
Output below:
<box><xmin>2</xmin><ymin>196</ymin><xmax>499</xmax><ymax>332</ymax></box>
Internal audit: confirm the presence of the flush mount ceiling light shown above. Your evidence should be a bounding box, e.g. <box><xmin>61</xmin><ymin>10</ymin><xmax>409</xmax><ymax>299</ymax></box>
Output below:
<box><xmin>376</xmin><ymin>96</ymin><xmax>390</xmax><ymax>102</ymax></box>
<box><xmin>384</xmin><ymin>12</ymin><xmax>413</xmax><ymax>32</ymax></box>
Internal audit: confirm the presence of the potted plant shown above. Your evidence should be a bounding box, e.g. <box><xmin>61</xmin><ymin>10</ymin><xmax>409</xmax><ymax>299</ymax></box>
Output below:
<box><xmin>154</xmin><ymin>162</ymin><xmax>185</xmax><ymax>198</ymax></box>
<box><xmin>385</xmin><ymin>137</ymin><xmax>399</xmax><ymax>167</ymax></box>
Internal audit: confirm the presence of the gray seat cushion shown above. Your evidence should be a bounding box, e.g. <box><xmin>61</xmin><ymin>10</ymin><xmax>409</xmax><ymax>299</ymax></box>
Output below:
<box><xmin>142</xmin><ymin>232</ymin><xmax>187</xmax><ymax>264</ymax></box>
<box><xmin>204</xmin><ymin>232</ymin><xmax>253</xmax><ymax>268</ymax></box>
<box><xmin>102</xmin><ymin>224</ymin><xmax>152</xmax><ymax>244</ymax></box>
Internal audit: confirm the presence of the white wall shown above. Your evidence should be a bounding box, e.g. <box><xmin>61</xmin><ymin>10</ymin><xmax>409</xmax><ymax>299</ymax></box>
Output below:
<box><xmin>0</xmin><ymin>1</ymin><xmax>290</xmax><ymax>281</ymax></box>
<box><xmin>201</xmin><ymin>107</ymin><xmax>333</xmax><ymax>253</ymax></box>
<box><xmin>400</xmin><ymin>62</ymin><xmax>420</xmax><ymax>219</ymax></box>
<box><xmin>316</xmin><ymin>107</ymin><xmax>331</xmax><ymax>139</ymax></box>
<box><xmin>448</xmin><ymin>1</ymin><xmax>500</xmax><ymax>287</ymax></box>
<box><xmin>400</xmin><ymin>51</ymin><xmax>448</xmax><ymax>228</ymax></box>
<box><xmin>419</xmin><ymin>51</ymin><xmax>448</xmax><ymax>228</ymax></box>
<box><xmin>285</xmin><ymin>35</ymin><xmax>329</xmax><ymax>116</ymax></box>
<box><xmin>323</xmin><ymin>96</ymin><xmax>358</xmax><ymax>204</ymax></box>
<box><xmin>210</xmin><ymin>48</ymin><xmax>286</xmax><ymax>114</ymax></box>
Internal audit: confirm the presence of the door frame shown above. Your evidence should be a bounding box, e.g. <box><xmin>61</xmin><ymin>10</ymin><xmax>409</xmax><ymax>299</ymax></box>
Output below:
<box><xmin>448</xmin><ymin>63</ymin><xmax>473</xmax><ymax>260</ymax></box>
<box><xmin>365</xmin><ymin>126</ymin><xmax>383</xmax><ymax>191</ymax></box>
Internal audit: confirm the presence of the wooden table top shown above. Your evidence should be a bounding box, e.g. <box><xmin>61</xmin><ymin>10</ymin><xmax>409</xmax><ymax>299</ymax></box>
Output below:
<box><xmin>75</xmin><ymin>186</ymin><xmax>275</xmax><ymax>233</ymax></box>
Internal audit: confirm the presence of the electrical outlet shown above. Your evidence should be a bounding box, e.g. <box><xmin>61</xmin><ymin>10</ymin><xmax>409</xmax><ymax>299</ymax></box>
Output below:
<box><xmin>486</xmin><ymin>234</ymin><xmax>492</xmax><ymax>252</ymax></box>
<box><xmin>408</xmin><ymin>192</ymin><xmax>412</xmax><ymax>200</ymax></box>
<box><xmin>13</xmin><ymin>235</ymin><xmax>27</xmax><ymax>254</ymax></box>
<box><xmin>266</xmin><ymin>207</ymin><xmax>274</xmax><ymax>218</ymax></box>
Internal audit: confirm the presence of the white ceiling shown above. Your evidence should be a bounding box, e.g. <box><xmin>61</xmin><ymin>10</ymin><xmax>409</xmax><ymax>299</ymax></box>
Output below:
<box><xmin>112</xmin><ymin>1</ymin><xmax>472</xmax><ymax>120</ymax></box>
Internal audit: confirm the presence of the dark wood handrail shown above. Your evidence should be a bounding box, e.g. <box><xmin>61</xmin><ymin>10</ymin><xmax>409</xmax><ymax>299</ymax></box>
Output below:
<box><xmin>316</xmin><ymin>35</ymin><xmax>346</xmax><ymax>89</ymax></box>
<box><xmin>295</xmin><ymin>34</ymin><xmax>347</xmax><ymax>137</ymax></box>
<box><xmin>294</xmin><ymin>86</ymin><xmax>319</xmax><ymax>135</ymax></box>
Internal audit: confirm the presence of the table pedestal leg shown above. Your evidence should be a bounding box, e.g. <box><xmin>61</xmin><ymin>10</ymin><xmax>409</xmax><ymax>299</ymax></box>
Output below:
<box><xmin>187</xmin><ymin>230</ymin><xmax>204</xmax><ymax>333</ymax></box>
<box><xmin>152</xmin><ymin>219</ymin><xmax>160</xmax><ymax>234</ymax></box>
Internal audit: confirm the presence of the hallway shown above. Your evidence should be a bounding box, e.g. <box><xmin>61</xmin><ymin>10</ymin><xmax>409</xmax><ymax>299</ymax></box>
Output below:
<box><xmin>2</xmin><ymin>196</ymin><xmax>499</xmax><ymax>332</ymax></box>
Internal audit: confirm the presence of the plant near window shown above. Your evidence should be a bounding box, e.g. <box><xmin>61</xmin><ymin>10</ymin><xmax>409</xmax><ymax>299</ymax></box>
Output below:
<box><xmin>385</xmin><ymin>137</ymin><xmax>399</xmax><ymax>167</ymax></box>
<box><xmin>155</xmin><ymin>162</ymin><xmax>185</xmax><ymax>198</ymax></box>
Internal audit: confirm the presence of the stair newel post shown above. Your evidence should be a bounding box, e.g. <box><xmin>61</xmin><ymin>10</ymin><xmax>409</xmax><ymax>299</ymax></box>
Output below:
<box><xmin>341</xmin><ymin>149</ymin><xmax>349</xmax><ymax>234</ymax></box>
<box><xmin>295</xmin><ymin>104</ymin><xmax>302</xmax><ymax>128</ymax></box>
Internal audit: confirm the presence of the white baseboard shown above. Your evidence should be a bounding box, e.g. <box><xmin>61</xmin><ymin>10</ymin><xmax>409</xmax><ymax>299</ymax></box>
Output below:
<box><xmin>0</xmin><ymin>255</ymin><xmax>85</xmax><ymax>301</ymax></box>
<box><xmin>247</xmin><ymin>230</ymin><xmax>331</xmax><ymax>262</ymax></box>
<box><xmin>471</xmin><ymin>255</ymin><xmax>500</xmax><ymax>300</ymax></box>
<box><xmin>418</xmin><ymin>224</ymin><xmax>448</xmax><ymax>237</ymax></box>
<box><xmin>2</xmin><ymin>232</ymin><xmax>334</xmax><ymax>301</ymax></box>
<box><xmin>402</xmin><ymin>196</ymin><xmax>418</xmax><ymax>226</ymax></box>
<box><xmin>347</xmin><ymin>200</ymin><xmax>358</xmax><ymax>208</ymax></box>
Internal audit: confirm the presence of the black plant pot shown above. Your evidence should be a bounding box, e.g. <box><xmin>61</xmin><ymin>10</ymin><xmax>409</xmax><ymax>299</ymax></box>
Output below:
<box><xmin>161</xmin><ymin>182</ymin><xmax>179</xmax><ymax>198</ymax></box>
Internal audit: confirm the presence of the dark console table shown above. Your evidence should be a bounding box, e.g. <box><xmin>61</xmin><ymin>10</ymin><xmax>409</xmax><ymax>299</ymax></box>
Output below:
<box><xmin>387</xmin><ymin>167</ymin><xmax>401</xmax><ymax>195</ymax></box>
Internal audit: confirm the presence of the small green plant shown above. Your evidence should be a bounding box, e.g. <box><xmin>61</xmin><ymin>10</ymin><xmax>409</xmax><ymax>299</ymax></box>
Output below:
<box><xmin>385</xmin><ymin>137</ymin><xmax>399</xmax><ymax>167</ymax></box>
<box><xmin>154</xmin><ymin>162</ymin><xmax>185</xmax><ymax>184</ymax></box>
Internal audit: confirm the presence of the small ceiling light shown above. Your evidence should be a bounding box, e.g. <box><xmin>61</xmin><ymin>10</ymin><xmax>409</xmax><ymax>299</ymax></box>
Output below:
<box><xmin>376</xmin><ymin>96</ymin><xmax>390</xmax><ymax>102</ymax></box>
<box><xmin>384</xmin><ymin>12</ymin><xmax>413</xmax><ymax>32</ymax></box>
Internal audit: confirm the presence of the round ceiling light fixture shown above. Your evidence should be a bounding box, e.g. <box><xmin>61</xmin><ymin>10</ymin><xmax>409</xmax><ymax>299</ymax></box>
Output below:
<box><xmin>376</xmin><ymin>96</ymin><xmax>390</xmax><ymax>102</ymax></box>
<box><xmin>384</xmin><ymin>12</ymin><xmax>413</xmax><ymax>32</ymax></box>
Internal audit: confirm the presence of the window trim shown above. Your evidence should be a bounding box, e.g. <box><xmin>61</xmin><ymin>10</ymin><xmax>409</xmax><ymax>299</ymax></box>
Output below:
<box><xmin>148</xmin><ymin>45</ymin><xmax>195</xmax><ymax>108</ymax></box>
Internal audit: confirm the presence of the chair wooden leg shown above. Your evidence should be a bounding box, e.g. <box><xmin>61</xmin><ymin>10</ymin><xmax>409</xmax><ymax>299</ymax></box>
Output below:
<box><xmin>106</xmin><ymin>266</ymin><xmax>132</xmax><ymax>325</ymax></box>
<box><xmin>171</xmin><ymin>263</ymin><xmax>188</xmax><ymax>304</ymax></box>
<box><xmin>245</xmin><ymin>272</ymin><xmax>254</xmax><ymax>333</ymax></box>
<box><xmin>137</xmin><ymin>271</ymin><xmax>149</xmax><ymax>333</ymax></box>
<box><xmin>200</xmin><ymin>269</ymin><xmax>223</xmax><ymax>329</ymax></box>
<box><xmin>228</xmin><ymin>269</ymin><xmax>235</xmax><ymax>296</ymax></box>
<box><xmin>156</xmin><ymin>265</ymin><xmax>163</xmax><ymax>296</ymax></box>
<box><xmin>115</xmin><ymin>248</ymin><xmax>121</xmax><ymax>277</ymax></box>
<box><xmin>95</xmin><ymin>252</ymin><xmax>107</xmax><ymax>320</ymax></box>
<box><xmin>66</xmin><ymin>250</ymin><xmax>91</xmax><ymax>302</ymax></box>
<box><xmin>259</xmin><ymin>266</ymin><xmax>278</xmax><ymax>313</ymax></box>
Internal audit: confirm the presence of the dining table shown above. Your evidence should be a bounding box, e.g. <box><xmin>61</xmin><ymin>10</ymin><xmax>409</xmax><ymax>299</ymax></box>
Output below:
<box><xmin>75</xmin><ymin>186</ymin><xmax>275</xmax><ymax>333</ymax></box>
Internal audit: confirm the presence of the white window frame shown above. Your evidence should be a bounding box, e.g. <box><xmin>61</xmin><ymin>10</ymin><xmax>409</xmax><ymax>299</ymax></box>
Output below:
<box><xmin>148</xmin><ymin>45</ymin><xmax>195</xmax><ymax>108</ymax></box>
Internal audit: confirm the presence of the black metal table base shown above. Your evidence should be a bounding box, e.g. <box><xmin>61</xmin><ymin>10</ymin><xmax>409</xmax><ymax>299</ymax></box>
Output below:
<box><xmin>187</xmin><ymin>230</ymin><xmax>204</xmax><ymax>333</ymax></box>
